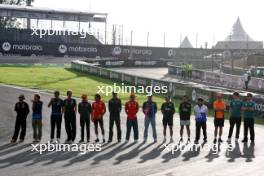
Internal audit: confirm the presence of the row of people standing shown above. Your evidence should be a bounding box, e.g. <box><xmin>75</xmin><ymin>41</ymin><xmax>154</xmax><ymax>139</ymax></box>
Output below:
<box><xmin>10</xmin><ymin>91</ymin><xmax>256</xmax><ymax>145</ymax></box>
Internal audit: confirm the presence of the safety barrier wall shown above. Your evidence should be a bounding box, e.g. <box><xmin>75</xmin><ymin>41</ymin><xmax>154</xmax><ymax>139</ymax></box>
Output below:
<box><xmin>168</xmin><ymin>65</ymin><xmax>264</xmax><ymax>92</ymax></box>
<box><xmin>71</xmin><ymin>60</ymin><xmax>264</xmax><ymax>118</ymax></box>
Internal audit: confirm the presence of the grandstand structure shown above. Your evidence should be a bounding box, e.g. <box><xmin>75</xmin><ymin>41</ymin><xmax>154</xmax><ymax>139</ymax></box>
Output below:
<box><xmin>0</xmin><ymin>4</ymin><xmax>107</xmax><ymax>45</ymax></box>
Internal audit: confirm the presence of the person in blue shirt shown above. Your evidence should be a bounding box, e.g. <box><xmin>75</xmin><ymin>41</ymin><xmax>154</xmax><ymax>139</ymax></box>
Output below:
<box><xmin>48</xmin><ymin>91</ymin><xmax>64</xmax><ymax>143</ymax></box>
<box><xmin>227</xmin><ymin>92</ymin><xmax>243</xmax><ymax>142</ymax></box>
<box><xmin>143</xmin><ymin>95</ymin><xmax>157</xmax><ymax>142</ymax></box>
<box><xmin>242</xmin><ymin>93</ymin><xmax>256</xmax><ymax>144</ymax></box>
<box><xmin>31</xmin><ymin>94</ymin><xmax>43</xmax><ymax>143</ymax></box>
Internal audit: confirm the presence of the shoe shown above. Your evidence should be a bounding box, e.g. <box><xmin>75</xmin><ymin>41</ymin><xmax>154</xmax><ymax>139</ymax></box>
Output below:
<box><xmin>79</xmin><ymin>139</ymin><xmax>84</xmax><ymax>143</ymax></box>
<box><xmin>235</xmin><ymin>138</ymin><xmax>239</xmax><ymax>142</ymax></box>
<box><xmin>143</xmin><ymin>139</ymin><xmax>147</xmax><ymax>143</ymax></box>
<box><xmin>218</xmin><ymin>138</ymin><xmax>223</xmax><ymax>143</ymax></box>
<box><xmin>10</xmin><ymin>139</ymin><xmax>17</xmax><ymax>143</ymax></box>
<box><xmin>125</xmin><ymin>139</ymin><xmax>129</xmax><ymax>143</ymax></box>
<box><xmin>194</xmin><ymin>140</ymin><xmax>199</xmax><ymax>144</ymax></box>
<box><xmin>103</xmin><ymin>139</ymin><xmax>106</xmax><ymax>143</ymax></box>
<box><xmin>187</xmin><ymin>138</ymin><xmax>191</xmax><ymax>142</ymax></box>
<box><xmin>163</xmin><ymin>137</ymin><xmax>166</xmax><ymax>142</ymax></box>
<box><xmin>50</xmin><ymin>139</ymin><xmax>54</xmax><ymax>143</ymax></box>
<box><xmin>179</xmin><ymin>138</ymin><xmax>183</xmax><ymax>142</ymax></box>
<box><xmin>65</xmin><ymin>139</ymin><xmax>72</xmax><ymax>143</ymax></box>
<box><xmin>241</xmin><ymin>139</ymin><xmax>248</xmax><ymax>143</ymax></box>
<box><xmin>118</xmin><ymin>139</ymin><xmax>121</xmax><ymax>143</ymax></box>
<box><xmin>18</xmin><ymin>139</ymin><xmax>24</xmax><ymax>143</ymax></box>
<box><xmin>213</xmin><ymin>138</ymin><xmax>217</xmax><ymax>144</ymax></box>
<box><xmin>154</xmin><ymin>139</ymin><xmax>157</xmax><ymax>143</ymax></box>
<box><xmin>87</xmin><ymin>140</ymin><xmax>90</xmax><ymax>143</ymax></box>
<box><xmin>227</xmin><ymin>138</ymin><xmax>231</xmax><ymax>143</ymax></box>
<box><xmin>134</xmin><ymin>139</ymin><xmax>138</xmax><ymax>143</ymax></box>
<box><xmin>56</xmin><ymin>138</ymin><xmax>60</xmax><ymax>143</ymax></box>
<box><xmin>107</xmin><ymin>140</ymin><xmax>112</xmax><ymax>143</ymax></box>
<box><xmin>250</xmin><ymin>140</ymin><xmax>255</xmax><ymax>145</ymax></box>
<box><xmin>170</xmin><ymin>138</ymin><xmax>174</xmax><ymax>143</ymax></box>
<box><xmin>203</xmin><ymin>139</ymin><xmax>207</xmax><ymax>143</ymax></box>
<box><xmin>95</xmin><ymin>138</ymin><xmax>99</xmax><ymax>143</ymax></box>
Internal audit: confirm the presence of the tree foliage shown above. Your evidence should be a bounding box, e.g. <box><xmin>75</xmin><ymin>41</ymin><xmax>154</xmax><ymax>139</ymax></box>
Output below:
<box><xmin>0</xmin><ymin>0</ymin><xmax>34</xmax><ymax>28</ymax></box>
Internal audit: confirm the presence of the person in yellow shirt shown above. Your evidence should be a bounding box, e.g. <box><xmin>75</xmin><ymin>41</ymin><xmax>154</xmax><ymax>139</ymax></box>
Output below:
<box><xmin>213</xmin><ymin>94</ymin><xmax>226</xmax><ymax>143</ymax></box>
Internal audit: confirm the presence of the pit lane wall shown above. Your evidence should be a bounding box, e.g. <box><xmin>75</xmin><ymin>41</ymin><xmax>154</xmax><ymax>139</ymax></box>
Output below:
<box><xmin>71</xmin><ymin>60</ymin><xmax>264</xmax><ymax>118</ymax></box>
<box><xmin>168</xmin><ymin>65</ymin><xmax>264</xmax><ymax>92</ymax></box>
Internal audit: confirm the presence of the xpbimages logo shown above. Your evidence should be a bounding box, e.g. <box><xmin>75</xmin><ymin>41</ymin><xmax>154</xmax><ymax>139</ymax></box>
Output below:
<box><xmin>97</xmin><ymin>83</ymin><xmax>168</xmax><ymax>96</ymax></box>
<box><xmin>31</xmin><ymin>142</ymin><xmax>102</xmax><ymax>154</ymax></box>
<box><xmin>31</xmin><ymin>28</ymin><xmax>88</xmax><ymax>39</ymax></box>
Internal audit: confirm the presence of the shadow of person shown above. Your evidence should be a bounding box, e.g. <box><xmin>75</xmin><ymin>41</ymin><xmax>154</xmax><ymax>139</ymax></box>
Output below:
<box><xmin>62</xmin><ymin>142</ymin><xmax>119</xmax><ymax>167</ymax></box>
<box><xmin>182</xmin><ymin>143</ymin><xmax>201</xmax><ymax>161</ymax></box>
<box><xmin>91</xmin><ymin>142</ymin><xmax>127</xmax><ymax>165</ymax></box>
<box><xmin>0</xmin><ymin>142</ymin><xmax>18</xmax><ymax>151</ymax></box>
<box><xmin>0</xmin><ymin>143</ymin><xmax>30</xmax><ymax>157</ymax></box>
<box><xmin>225</xmin><ymin>141</ymin><xmax>241</xmax><ymax>162</ymax></box>
<box><xmin>138</xmin><ymin>141</ymin><xmax>165</xmax><ymax>163</ymax></box>
<box><xmin>242</xmin><ymin>142</ymin><xmax>255</xmax><ymax>162</ymax></box>
<box><xmin>205</xmin><ymin>143</ymin><xmax>221</xmax><ymax>162</ymax></box>
<box><xmin>114</xmin><ymin>141</ymin><xmax>154</xmax><ymax>165</ymax></box>
<box><xmin>161</xmin><ymin>142</ymin><xmax>182</xmax><ymax>163</ymax></box>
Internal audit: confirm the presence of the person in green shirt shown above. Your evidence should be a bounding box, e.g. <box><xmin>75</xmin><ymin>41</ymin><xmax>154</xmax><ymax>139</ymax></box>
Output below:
<box><xmin>241</xmin><ymin>93</ymin><xmax>256</xmax><ymax>144</ymax></box>
<box><xmin>78</xmin><ymin>94</ymin><xmax>92</xmax><ymax>143</ymax></box>
<box><xmin>227</xmin><ymin>92</ymin><xmax>243</xmax><ymax>142</ymax></box>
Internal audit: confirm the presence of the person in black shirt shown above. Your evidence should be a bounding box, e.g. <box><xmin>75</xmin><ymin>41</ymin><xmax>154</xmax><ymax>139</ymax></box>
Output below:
<box><xmin>48</xmin><ymin>91</ymin><xmax>64</xmax><ymax>143</ymax></box>
<box><xmin>78</xmin><ymin>94</ymin><xmax>92</xmax><ymax>143</ymax></box>
<box><xmin>179</xmin><ymin>96</ymin><xmax>192</xmax><ymax>142</ymax></box>
<box><xmin>161</xmin><ymin>97</ymin><xmax>175</xmax><ymax>142</ymax></box>
<box><xmin>108</xmin><ymin>92</ymin><xmax>122</xmax><ymax>143</ymax></box>
<box><xmin>63</xmin><ymin>90</ymin><xmax>77</xmax><ymax>143</ymax></box>
<box><xmin>11</xmin><ymin>95</ymin><xmax>30</xmax><ymax>143</ymax></box>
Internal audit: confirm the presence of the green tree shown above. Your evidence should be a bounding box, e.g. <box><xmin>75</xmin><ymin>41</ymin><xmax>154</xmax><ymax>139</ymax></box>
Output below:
<box><xmin>0</xmin><ymin>0</ymin><xmax>34</xmax><ymax>28</ymax></box>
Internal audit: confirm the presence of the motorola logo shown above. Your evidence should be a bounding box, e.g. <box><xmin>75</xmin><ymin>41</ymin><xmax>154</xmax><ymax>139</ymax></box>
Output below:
<box><xmin>2</xmin><ymin>42</ymin><xmax>11</xmax><ymax>52</ymax></box>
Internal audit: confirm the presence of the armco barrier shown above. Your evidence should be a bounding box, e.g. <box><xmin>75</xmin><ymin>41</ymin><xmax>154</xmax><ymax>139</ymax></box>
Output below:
<box><xmin>71</xmin><ymin>60</ymin><xmax>264</xmax><ymax>118</ymax></box>
<box><xmin>168</xmin><ymin>65</ymin><xmax>264</xmax><ymax>92</ymax></box>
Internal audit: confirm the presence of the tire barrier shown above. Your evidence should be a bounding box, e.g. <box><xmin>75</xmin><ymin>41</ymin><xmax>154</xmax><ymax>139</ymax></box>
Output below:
<box><xmin>71</xmin><ymin>60</ymin><xmax>264</xmax><ymax>118</ymax></box>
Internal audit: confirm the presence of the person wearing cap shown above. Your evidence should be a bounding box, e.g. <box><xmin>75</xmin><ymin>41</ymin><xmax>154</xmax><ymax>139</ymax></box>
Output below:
<box><xmin>161</xmin><ymin>97</ymin><xmax>175</xmax><ymax>142</ymax></box>
<box><xmin>125</xmin><ymin>93</ymin><xmax>139</xmax><ymax>142</ymax></box>
<box><xmin>179</xmin><ymin>95</ymin><xmax>191</xmax><ymax>143</ymax></box>
<box><xmin>92</xmin><ymin>94</ymin><xmax>106</xmax><ymax>143</ymax></box>
<box><xmin>241</xmin><ymin>93</ymin><xmax>256</xmax><ymax>144</ymax></box>
<box><xmin>48</xmin><ymin>91</ymin><xmax>64</xmax><ymax>143</ymax></box>
<box><xmin>108</xmin><ymin>92</ymin><xmax>122</xmax><ymax>143</ymax></box>
<box><xmin>78</xmin><ymin>94</ymin><xmax>92</xmax><ymax>143</ymax></box>
<box><xmin>63</xmin><ymin>90</ymin><xmax>77</xmax><ymax>143</ymax></box>
<box><xmin>143</xmin><ymin>94</ymin><xmax>158</xmax><ymax>142</ymax></box>
<box><xmin>11</xmin><ymin>95</ymin><xmax>30</xmax><ymax>143</ymax></box>
<box><xmin>213</xmin><ymin>94</ymin><xmax>226</xmax><ymax>143</ymax></box>
<box><xmin>31</xmin><ymin>94</ymin><xmax>43</xmax><ymax>142</ymax></box>
<box><xmin>193</xmin><ymin>98</ymin><xmax>208</xmax><ymax>144</ymax></box>
<box><xmin>227</xmin><ymin>92</ymin><xmax>243</xmax><ymax>142</ymax></box>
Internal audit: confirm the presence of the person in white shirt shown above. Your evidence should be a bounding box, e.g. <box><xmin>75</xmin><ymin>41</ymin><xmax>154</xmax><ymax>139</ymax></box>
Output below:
<box><xmin>193</xmin><ymin>98</ymin><xmax>208</xmax><ymax>144</ymax></box>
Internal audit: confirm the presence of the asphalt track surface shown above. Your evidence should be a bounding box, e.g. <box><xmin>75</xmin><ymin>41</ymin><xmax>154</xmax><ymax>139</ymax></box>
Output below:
<box><xmin>0</xmin><ymin>84</ymin><xmax>263</xmax><ymax>176</ymax></box>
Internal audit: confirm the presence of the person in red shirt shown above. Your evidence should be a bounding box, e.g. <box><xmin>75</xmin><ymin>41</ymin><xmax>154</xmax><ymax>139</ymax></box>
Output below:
<box><xmin>92</xmin><ymin>94</ymin><xmax>106</xmax><ymax>143</ymax></box>
<box><xmin>125</xmin><ymin>93</ymin><xmax>139</xmax><ymax>142</ymax></box>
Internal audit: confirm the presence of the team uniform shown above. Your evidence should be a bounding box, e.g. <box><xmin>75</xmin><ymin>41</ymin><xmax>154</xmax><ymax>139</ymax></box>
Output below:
<box><xmin>179</xmin><ymin>102</ymin><xmax>191</xmax><ymax>126</ymax></box>
<box><xmin>50</xmin><ymin>98</ymin><xmax>64</xmax><ymax>140</ymax></box>
<box><xmin>125</xmin><ymin>100</ymin><xmax>139</xmax><ymax>141</ymax></box>
<box><xmin>63</xmin><ymin>98</ymin><xmax>77</xmax><ymax>141</ymax></box>
<box><xmin>32</xmin><ymin>100</ymin><xmax>43</xmax><ymax>141</ymax></box>
<box><xmin>78</xmin><ymin>101</ymin><xmax>92</xmax><ymax>142</ymax></box>
<box><xmin>143</xmin><ymin>100</ymin><xmax>158</xmax><ymax>141</ymax></box>
<box><xmin>242</xmin><ymin>100</ymin><xmax>256</xmax><ymax>142</ymax></box>
<box><xmin>161</xmin><ymin>102</ymin><xmax>175</xmax><ymax>126</ymax></box>
<box><xmin>194</xmin><ymin>104</ymin><xmax>208</xmax><ymax>142</ymax></box>
<box><xmin>228</xmin><ymin>99</ymin><xmax>243</xmax><ymax>139</ymax></box>
<box><xmin>12</xmin><ymin>101</ymin><xmax>30</xmax><ymax>142</ymax></box>
<box><xmin>213</xmin><ymin>100</ymin><xmax>226</xmax><ymax>127</ymax></box>
<box><xmin>108</xmin><ymin>97</ymin><xmax>122</xmax><ymax>141</ymax></box>
<box><xmin>92</xmin><ymin>100</ymin><xmax>106</xmax><ymax>137</ymax></box>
